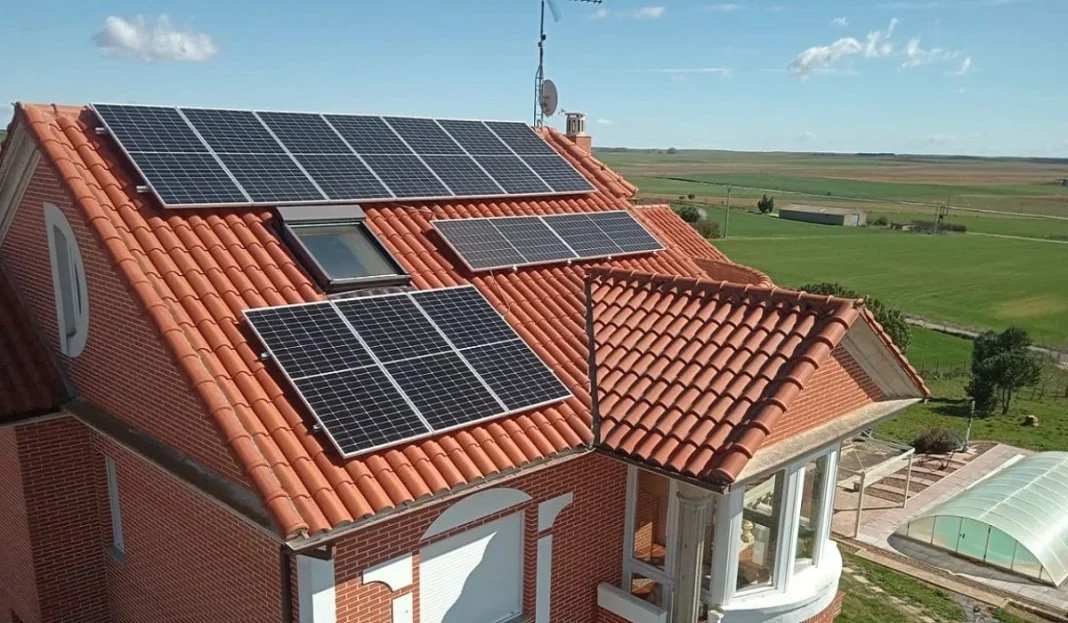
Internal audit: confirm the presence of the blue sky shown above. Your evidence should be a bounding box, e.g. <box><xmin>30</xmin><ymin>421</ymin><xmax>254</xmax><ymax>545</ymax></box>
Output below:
<box><xmin>1</xmin><ymin>0</ymin><xmax>1065</xmax><ymax>157</ymax></box>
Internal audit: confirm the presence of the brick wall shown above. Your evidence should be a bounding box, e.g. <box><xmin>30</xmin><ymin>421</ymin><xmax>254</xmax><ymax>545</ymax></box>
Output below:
<box><xmin>766</xmin><ymin>347</ymin><xmax>883</xmax><ymax>446</ymax></box>
<box><xmin>0</xmin><ymin>157</ymin><xmax>246</xmax><ymax>484</ymax></box>
<box><xmin>595</xmin><ymin>607</ymin><xmax>631</xmax><ymax>623</ymax></box>
<box><xmin>18</xmin><ymin>417</ymin><xmax>109</xmax><ymax>623</ymax></box>
<box><xmin>96</xmin><ymin>435</ymin><xmax>283</xmax><ymax>623</ymax></box>
<box><xmin>803</xmin><ymin>591</ymin><xmax>843</xmax><ymax>623</ymax></box>
<box><xmin>0</xmin><ymin>428</ymin><xmax>39</xmax><ymax>623</ymax></box>
<box><xmin>333</xmin><ymin>452</ymin><xmax>627</xmax><ymax>623</ymax></box>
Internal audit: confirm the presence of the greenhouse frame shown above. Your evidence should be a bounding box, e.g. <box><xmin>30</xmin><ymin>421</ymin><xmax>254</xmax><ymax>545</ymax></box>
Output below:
<box><xmin>896</xmin><ymin>452</ymin><xmax>1068</xmax><ymax>586</ymax></box>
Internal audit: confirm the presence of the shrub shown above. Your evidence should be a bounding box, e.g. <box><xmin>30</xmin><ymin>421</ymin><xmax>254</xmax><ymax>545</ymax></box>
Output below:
<box><xmin>797</xmin><ymin>282</ymin><xmax>912</xmax><ymax>351</ymax></box>
<box><xmin>674</xmin><ymin>204</ymin><xmax>702</xmax><ymax>224</ymax></box>
<box><xmin>693</xmin><ymin>219</ymin><xmax>721</xmax><ymax>239</ymax></box>
<box><xmin>942</xmin><ymin>222</ymin><xmax>967</xmax><ymax>233</ymax></box>
<box><xmin>757</xmin><ymin>194</ymin><xmax>775</xmax><ymax>214</ymax></box>
<box><xmin>687</xmin><ymin>193</ymin><xmax>696</xmax><ymax>200</ymax></box>
<box><xmin>871</xmin><ymin>215</ymin><xmax>889</xmax><ymax>227</ymax></box>
<box><xmin>912</xmin><ymin>427</ymin><xmax>961</xmax><ymax>455</ymax></box>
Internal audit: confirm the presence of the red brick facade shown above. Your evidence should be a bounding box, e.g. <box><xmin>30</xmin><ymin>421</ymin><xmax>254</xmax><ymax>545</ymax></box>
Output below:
<box><xmin>0</xmin><ymin>416</ymin><xmax>282</xmax><ymax>623</ymax></box>
<box><xmin>804</xmin><ymin>592</ymin><xmax>844</xmax><ymax>623</ymax></box>
<box><xmin>334</xmin><ymin>452</ymin><xmax>627</xmax><ymax>623</ymax></box>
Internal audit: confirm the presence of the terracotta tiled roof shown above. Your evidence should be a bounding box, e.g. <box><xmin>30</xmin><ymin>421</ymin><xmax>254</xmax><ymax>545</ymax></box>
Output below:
<box><xmin>0</xmin><ymin>266</ymin><xmax>65</xmax><ymax>417</ymax></box>
<box><xmin>589</xmin><ymin>268</ymin><xmax>916</xmax><ymax>484</ymax></box>
<box><xmin>16</xmin><ymin>103</ymin><xmax>708</xmax><ymax>538</ymax></box>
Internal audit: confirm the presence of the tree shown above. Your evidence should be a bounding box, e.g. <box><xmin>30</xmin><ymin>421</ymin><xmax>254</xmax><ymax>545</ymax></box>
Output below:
<box><xmin>757</xmin><ymin>194</ymin><xmax>775</xmax><ymax>214</ymax></box>
<box><xmin>797</xmin><ymin>282</ymin><xmax>912</xmax><ymax>352</ymax></box>
<box><xmin>967</xmin><ymin>327</ymin><xmax>1042</xmax><ymax>415</ymax></box>
<box><xmin>674</xmin><ymin>204</ymin><xmax>702</xmax><ymax>224</ymax></box>
<box><xmin>666</xmin><ymin>147</ymin><xmax>677</xmax><ymax>155</ymax></box>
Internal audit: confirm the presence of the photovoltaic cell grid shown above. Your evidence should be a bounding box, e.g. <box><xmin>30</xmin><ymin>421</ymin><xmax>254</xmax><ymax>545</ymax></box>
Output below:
<box><xmin>243</xmin><ymin>285</ymin><xmax>571</xmax><ymax>457</ymax></box>
<box><xmin>432</xmin><ymin>211</ymin><xmax>664</xmax><ymax>272</ymax></box>
<box><xmin>93</xmin><ymin>104</ymin><xmax>595</xmax><ymax>207</ymax></box>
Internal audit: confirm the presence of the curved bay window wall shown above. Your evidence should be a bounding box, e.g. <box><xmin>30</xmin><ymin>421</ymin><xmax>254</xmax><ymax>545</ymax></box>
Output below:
<box><xmin>620</xmin><ymin>445</ymin><xmax>840</xmax><ymax>620</ymax></box>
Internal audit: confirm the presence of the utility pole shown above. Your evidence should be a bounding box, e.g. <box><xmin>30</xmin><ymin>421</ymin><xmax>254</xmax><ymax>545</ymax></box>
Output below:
<box><xmin>723</xmin><ymin>185</ymin><xmax>732</xmax><ymax>238</ymax></box>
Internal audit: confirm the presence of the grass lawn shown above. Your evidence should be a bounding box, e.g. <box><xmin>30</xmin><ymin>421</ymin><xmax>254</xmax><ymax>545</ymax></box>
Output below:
<box><xmin>839</xmin><ymin>551</ymin><xmax>965</xmax><ymax>623</ymax></box>
<box><xmin>714</xmin><ymin>227</ymin><xmax>1068</xmax><ymax>346</ymax></box>
<box><xmin>877</xmin><ymin>328</ymin><xmax>1068</xmax><ymax>452</ymax></box>
<box><xmin>867</xmin><ymin>210</ymin><xmax>1068</xmax><ymax>241</ymax></box>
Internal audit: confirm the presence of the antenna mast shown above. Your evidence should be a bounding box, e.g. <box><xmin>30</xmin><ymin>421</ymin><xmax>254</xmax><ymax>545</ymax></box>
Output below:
<box><xmin>535</xmin><ymin>0</ymin><xmax>602</xmax><ymax>127</ymax></box>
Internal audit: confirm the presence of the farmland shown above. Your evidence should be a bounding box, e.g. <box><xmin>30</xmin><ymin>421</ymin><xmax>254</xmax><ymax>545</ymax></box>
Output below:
<box><xmin>598</xmin><ymin>149</ymin><xmax>1068</xmax><ymax>346</ymax></box>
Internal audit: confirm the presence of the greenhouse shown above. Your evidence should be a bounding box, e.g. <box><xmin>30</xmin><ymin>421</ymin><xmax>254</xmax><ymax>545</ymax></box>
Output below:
<box><xmin>895</xmin><ymin>452</ymin><xmax>1068</xmax><ymax>586</ymax></box>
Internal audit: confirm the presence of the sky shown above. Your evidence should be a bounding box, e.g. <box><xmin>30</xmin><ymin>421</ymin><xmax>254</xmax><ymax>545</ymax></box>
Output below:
<box><xmin>1</xmin><ymin>0</ymin><xmax>1065</xmax><ymax>157</ymax></box>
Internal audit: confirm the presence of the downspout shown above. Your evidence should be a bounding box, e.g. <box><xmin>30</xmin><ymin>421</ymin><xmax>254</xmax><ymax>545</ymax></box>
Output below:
<box><xmin>280</xmin><ymin>545</ymin><xmax>294</xmax><ymax>623</ymax></box>
<box><xmin>584</xmin><ymin>273</ymin><xmax>602</xmax><ymax>446</ymax></box>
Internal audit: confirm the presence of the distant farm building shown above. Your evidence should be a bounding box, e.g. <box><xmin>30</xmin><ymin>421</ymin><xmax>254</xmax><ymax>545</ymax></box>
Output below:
<box><xmin>779</xmin><ymin>204</ymin><xmax>867</xmax><ymax>226</ymax></box>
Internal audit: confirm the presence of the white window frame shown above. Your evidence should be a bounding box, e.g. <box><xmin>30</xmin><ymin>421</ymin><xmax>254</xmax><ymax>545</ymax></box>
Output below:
<box><xmin>622</xmin><ymin>466</ymin><xmax>680</xmax><ymax>614</ymax></box>
<box><xmin>0</xmin><ymin>124</ymin><xmax>40</xmax><ymax>245</ymax></box>
<box><xmin>45</xmin><ymin>203</ymin><xmax>89</xmax><ymax>357</ymax></box>
<box><xmin>705</xmin><ymin>444</ymin><xmax>840</xmax><ymax>608</ymax></box>
<box><xmin>104</xmin><ymin>456</ymin><xmax>125</xmax><ymax>557</ymax></box>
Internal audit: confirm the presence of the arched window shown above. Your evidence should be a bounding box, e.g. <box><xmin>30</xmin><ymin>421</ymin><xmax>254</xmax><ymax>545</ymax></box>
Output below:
<box><xmin>45</xmin><ymin>203</ymin><xmax>89</xmax><ymax>356</ymax></box>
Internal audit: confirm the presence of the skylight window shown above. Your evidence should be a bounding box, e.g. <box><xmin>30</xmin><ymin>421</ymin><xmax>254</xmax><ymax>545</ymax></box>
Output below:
<box><xmin>278</xmin><ymin>205</ymin><xmax>408</xmax><ymax>291</ymax></box>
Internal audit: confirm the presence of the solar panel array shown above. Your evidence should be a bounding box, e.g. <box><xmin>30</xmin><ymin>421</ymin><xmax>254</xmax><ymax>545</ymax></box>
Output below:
<box><xmin>244</xmin><ymin>286</ymin><xmax>571</xmax><ymax>457</ymax></box>
<box><xmin>92</xmin><ymin>103</ymin><xmax>596</xmax><ymax>208</ymax></box>
<box><xmin>433</xmin><ymin>210</ymin><xmax>664</xmax><ymax>271</ymax></box>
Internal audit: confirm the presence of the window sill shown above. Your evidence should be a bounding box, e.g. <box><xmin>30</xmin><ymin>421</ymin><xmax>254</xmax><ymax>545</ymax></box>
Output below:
<box><xmin>105</xmin><ymin>545</ymin><xmax>126</xmax><ymax>564</ymax></box>
<box><xmin>715</xmin><ymin>543</ymin><xmax>841</xmax><ymax>623</ymax></box>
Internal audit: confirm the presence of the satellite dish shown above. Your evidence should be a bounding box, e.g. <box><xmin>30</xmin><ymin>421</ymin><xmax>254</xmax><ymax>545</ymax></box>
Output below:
<box><xmin>540</xmin><ymin>79</ymin><xmax>558</xmax><ymax>117</ymax></box>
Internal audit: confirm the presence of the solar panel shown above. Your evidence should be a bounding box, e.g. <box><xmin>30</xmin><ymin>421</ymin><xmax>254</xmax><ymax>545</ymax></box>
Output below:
<box><xmin>216</xmin><ymin>153</ymin><xmax>326</xmax><ymax>202</ymax></box>
<box><xmin>257</xmin><ymin>111</ymin><xmax>352</xmax><ymax>154</ymax></box>
<box><xmin>94</xmin><ymin>104</ymin><xmax>209</xmax><ymax>152</ymax></box>
<box><xmin>493</xmin><ymin>217</ymin><xmax>576</xmax><ymax>264</ymax></box>
<box><xmin>437</xmin><ymin>120</ymin><xmax>512</xmax><ymax>155</ymax></box>
<box><xmin>384</xmin><ymin>352</ymin><xmax>503</xmax><ymax>431</ymax></box>
<box><xmin>473</xmin><ymin>155</ymin><xmax>552</xmax><ymax>195</ymax></box>
<box><xmin>589</xmin><ymin>211</ymin><xmax>664</xmax><ymax>253</ymax></box>
<box><xmin>294</xmin><ymin>154</ymin><xmax>393</xmax><ymax>200</ymax></box>
<box><xmin>433</xmin><ymin>219</ymin><xmax>526</xmax><ymax>271</ymax></box>
<box><xmin>411</xmin><ymin>287</ymin><xmax>518</xmax><ymax>349</ymax></box>
<box><xmin>462</xmin><ymin>340</ymin><xmax>571</xmax><ymax>411</ymax></box>
<box><xmin>541</xmin><ymin>213</ymin><xmax>621</xmax><ymax>257</ymax></box>
<box><xmin>245</xmin><ymin>285</ymin><xmax>572</xmax><ymax>457</ymax></box>
<box><xmin>244</xmin><ymin>303</ymin><xmax>376</xmax><ymax>377</ymax></box>
<box><xmin>361</xmin><ymin>154</ymin><xmax>452</xmax><ymax>198</ymax></box>
<box><xmin>182</xmin><ymin>108</ymin><xmax>286</xmax><ymax>154</ymax></box>
<box><xmin>324</xmin><ymin>115</ymin><xmax>412</xmax><ymax>154</ymax></box>
<box><xmin>94</xmin><ymin>104</ymin><xmax>598</xmax><ymax>208</ymax></box>
<box><xmin>293</xmin><ymin>368</ymin><xmax>427</xmax><ymax>455</ymax></box>
<box><xmin>422</xmin><ymin>155</ymin><xmax>504</xmax><ymax>197</ymax></box>
<box><xmin>335</xmin><ymin>295</ymin><xmax>451</xmax><ymax>361</ymax></box>
<box><xmin>485</xmin><ymin>121</ymin><xmax>558</xmax><ymax>156</ymax></box>
<box><xmin>131</xmin><ymin>152</ymin><xmax>248</xmax><ymax>205</ymax></box>
<box><xmin>522</xmin><ymin>155</ymin><xmax>596</xmax><ymax>193</ymax></box>
<box><xmin>383</xmin><ymin>117</ymin><xmax>465</xmax><ymax>155</ymax></box>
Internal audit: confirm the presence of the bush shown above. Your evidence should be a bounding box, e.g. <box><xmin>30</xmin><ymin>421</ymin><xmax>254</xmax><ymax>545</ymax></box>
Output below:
<box><xmin>693</xmin><ymin>219</ymin><xmax>721</xmax><ymax>239</ymax></box>
<box><xmin>871</xmin><ymin>215</ymin><xmax>889</xmax><ymax>227</ymax></box>
<box><xmin>942</xmin><ymin>222</ymin><xmax>967</xmax><ymax>233</ymax></box>
<box><xmin>674</xmin><ymin>204</ymin><xmax>702</xmax><ymax>224</ymax></box>
<box><xmin>687</xmin><ymin>193</ymin><xmax>696</xmax><ymax>200</ymax></box>
<box><xmin>757</xmin><ymin>194</ymin><xmax>775</xmax><ymax>214</ymax></box>
<box><xmin>912</xmin><ymin>427</ymin><xmax>961</xmax><ymax>455</ymax></box>
<box><xmin>797</xmin><ymin>282</ymin><xmax>912</xmax><ymax>351</ymax></box>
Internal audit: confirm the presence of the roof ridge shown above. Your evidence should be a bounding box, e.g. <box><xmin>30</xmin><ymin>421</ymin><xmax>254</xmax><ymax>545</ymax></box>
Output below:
<box><xmin>588</xmin><ymin>267</ymin><xmax>865</xmax><ymax>311</ymax></box>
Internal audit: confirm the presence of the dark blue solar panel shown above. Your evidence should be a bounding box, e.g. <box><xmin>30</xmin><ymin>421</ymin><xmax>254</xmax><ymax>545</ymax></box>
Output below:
<box><xmin>462</xmin><ymin>340</ymin><xmax>571</xmax><ymax>411</ymax></box>
<box><xmin>257</xmin><ymin>111</ymin><xmax>353</xmax><ymax>154</ymax></box>
<box><xmin>324</xmin><ymin>115</ymin><xmax>413</xmax><ymax>155</ymax></box>
<box><xmin>437</xmin><ymin>120</ymin><xmax>512</xmax><ymax>155</ymax></box>
<box><xmin>132</xmin><ymin>152</ymin><xmax>248</xmax><ymax>206</ymax></box>
<box><xmin>385</xmin><ymin>352</ymin><xmax>502</xmax><ymax>431</ymax></box>
<box><xmin>485</xmin><ymin>121</ymin><xmax>558</xmax><ymax>156</ymax></box>
<box><xmin>181</xmin><ymin>108</ymin><xmax>285</xmax><ymax>154</ymax></box>
<box><xmin>216</xmin><ymin>153</ymin><xmax>325</xmax><ymax>202</ymax></box>
<box><xmin>411</xmin><ymin>286</ymin><xmax>517</xmax><ymax>349</ymax></box>
<box><xmin>521</xmin><ymin>155</ymin><xmax>595</xmax><ymax>193</ymax></box>
<box><xmin>433</xmin><ymin>219</ymin><xmax>526</xmax><ymax>271</ymax></box>
<box><xmin>294</xmin><ymin>154</ymin><xmax>393</xmax><ymax>200</ymax></box>
<box><xmin>244</xmin><ymin>303</ymin><xmax>377</xmax><ymax>377</ymax></box>
<box><xmin>94</xmin><ymin>104</ymin><xmax>208</xmax><ymax>153</ymax></box>
<box><xmin>542</xmin><ymin>213</ymin><xmax>620</xmax><ymax>256</ymax></box>
<box><xmin>360</xmin><ymin>154</ymin><xmax>451</xmax><ymax>198</ymax></box>
<box><xmin>335</xmin><ymin>295</ymin><xmax>451</xmax><ymax>362</ymax></box>
<box><xmin>590</xmin><ymin>211</ymin><xmax>663</xmax><ymax>253</ymax></box>
<box><xmin>473</xmin><ymin>155</ymin><xmax>552</xmax><ymax>195</ymax></box>
<box><xmin>383</xmin><ymin>117</ymin><xmax>465</xmax><ymax>155</ymax></box>
<box><xmin>422</xmin><ymin>155</ymin><xmax>504</xmax><ymax>196</ymax></box>
<box><xmin>494</xmin><ymin>217</ymin><xmax>576</xmax><ymax>263</ymax></box>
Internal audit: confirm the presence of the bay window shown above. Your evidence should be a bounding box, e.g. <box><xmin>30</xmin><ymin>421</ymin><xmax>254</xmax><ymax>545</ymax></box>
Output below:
<box><xmin>736</xmin><ymin>471</ymin><xmax>786</xmax><ymax>591</ymax></box>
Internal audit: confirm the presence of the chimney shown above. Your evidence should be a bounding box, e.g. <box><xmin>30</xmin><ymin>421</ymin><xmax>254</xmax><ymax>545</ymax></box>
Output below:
<box><xmin>565</xmin><ymin>112</ymin><xmax>591</xmax><ymax>153</ymax></box>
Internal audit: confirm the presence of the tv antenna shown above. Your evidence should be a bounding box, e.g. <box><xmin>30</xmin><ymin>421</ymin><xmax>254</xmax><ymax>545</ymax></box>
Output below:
<box><xmin>535</xmin><ymin>0</ymin><xmax>602</xmax><ymax>127</ymax></box>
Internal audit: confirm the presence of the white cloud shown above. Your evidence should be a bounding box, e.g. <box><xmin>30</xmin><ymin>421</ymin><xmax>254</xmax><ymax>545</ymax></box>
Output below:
<box><xmin>592</xmin><ymin>6</ymin><xmax>666</xmax><ymax>20</ymax></box>
<box><xmin>927</xmin><ymin>133</ymin><xmax>956</xmax><ymax>145</ymax></box>
<box><xmin>797</xmin><ymin>130</ymin><xmax>816</xmax><ymax>142</ymax></box>
<box><xmin>901</xmin><ymin>37</ymin><xmax>962</xmax><ymax>67</ymax></box>
<box><xmin>596</xmin><ymin>118</ymin><xmax>614</xmax><ymax>125</ymax></box>
<box><xmin>93</xmin><ymin>14</ymin><xmax>218</xmax><ymax>62</ymax></box>
<box><xmin>831</xmin><ymin>16</ymin><xmax>849</xmax><ymax>27</ymax></box>
<box><xmin>788</xmin><ymin>18</ymin><xmax>898</xmax><ymax>78</ymax></box>
<box><xmin>632</xmin><ymin>67</ymin><xmax>735</xmax><ymax>77</ymax></box>
<box><xmin>952</xmin><ymin>56</ymin><xmax>973</xmax><ymax>75</ymax></box>
<box><xmin>704</xmin><ymin>3</ymin><xmax>741</xmax><ymax>12</ymax></box>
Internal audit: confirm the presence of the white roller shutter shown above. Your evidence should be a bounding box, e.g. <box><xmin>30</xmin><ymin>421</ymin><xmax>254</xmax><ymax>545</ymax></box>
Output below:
<box><xmin>420</xmin><ymin>512</ymin><xmax>524</xmax><ymax>623</ymax></box>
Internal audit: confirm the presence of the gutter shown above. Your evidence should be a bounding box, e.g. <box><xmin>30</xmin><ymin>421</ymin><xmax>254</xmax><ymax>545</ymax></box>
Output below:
<box><xmin>584</xmin><ymin>274</ymin><xmax>602</xmax><ymax>447</ymax></box>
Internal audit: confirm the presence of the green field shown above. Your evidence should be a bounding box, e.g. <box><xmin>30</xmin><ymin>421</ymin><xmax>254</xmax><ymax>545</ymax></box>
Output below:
<box><xmin>713</xmin><ymin>226</ymin><xmax>1068</xmax><ymax>346</ymax></box>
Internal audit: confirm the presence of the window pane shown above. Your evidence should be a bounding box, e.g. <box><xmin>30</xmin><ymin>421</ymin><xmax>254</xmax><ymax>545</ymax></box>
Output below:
<box><xmin>737</xmin><ymin>471</ymin><xmax>784</xmax><ymax>590</ymax></box>
<box><xmin>796</xmin><ymin>457</ymin><xmax>827</xmax><ymax>567</ymax></box>
<box><xmin>53</xmin><ymin>226</ymin><xmax>77</xmax><ymax>338</ymax></box>
<box><xmin>702</xmin><ymin>498</ymin><xmax>717</xmax><ymax>590</ymax></box>
<box><xmin>630</xmin><ymin>572</ymin><xmax>666</xmax><ymax>609</ymax></box>
<box><xmin>906</xmin><ymin>516</ymin><xmax>935</xmax><ymax>543</ymax></box>
<box><xmin>632</xmin><ymin>470</ymin><xmax>670</xmax><ymax>569</ymax></box>
<box><xmin>984</xmin><ymin>527</ymin><xmax>1015</xmax><ymax>570</ymax></box>
<box><xmin>957</xmin><ymin>518</ymin><xmax>989</xmax><ymax>561</ymax></box>
<box><xmin>1011</xmin><ymin>543</ymin><xmax>1042</xmax><ymax>579</ymax></box>
<box><xmin>293</xmin><ymin>223</ymin><xmax>400</xmax><ymax>281</ymax></box>
<box><xmin>932</xmin><ymin>516</ymin><xmax>961</xmax><ymax>550</ymax></box>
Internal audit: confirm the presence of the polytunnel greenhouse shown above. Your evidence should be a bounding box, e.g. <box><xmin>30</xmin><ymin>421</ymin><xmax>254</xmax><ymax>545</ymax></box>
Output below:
<box><xmin>895</xmin><ymin>452</ymin><xmax>1068</xmax><ymax>586</ymax></box>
